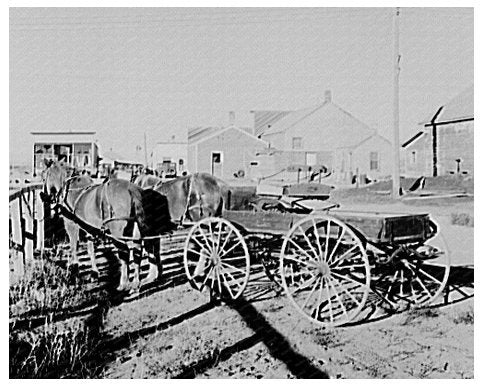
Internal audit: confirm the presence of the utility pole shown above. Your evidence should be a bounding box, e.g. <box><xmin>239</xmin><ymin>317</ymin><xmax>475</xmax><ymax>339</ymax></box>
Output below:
<box><xmin>392</xmin><ymin>7</ymin><xmax>401</xmax><ymax>199</ymax></box>
<box><xmin>143</xmin><ymin>132</ymin><xmax>148</xmax><ymax>167</ymax></box>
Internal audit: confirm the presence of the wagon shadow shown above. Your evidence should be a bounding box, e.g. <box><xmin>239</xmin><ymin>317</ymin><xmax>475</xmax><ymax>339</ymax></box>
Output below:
<box><xmin>344</xmin><ymin>265</ymin><xmax>474</xmax><ymax>327</ymax></box>
<box><xmin>174</xmin><ymin>296</ymin><xmax>329</xmax><ymax>379</ymax></box>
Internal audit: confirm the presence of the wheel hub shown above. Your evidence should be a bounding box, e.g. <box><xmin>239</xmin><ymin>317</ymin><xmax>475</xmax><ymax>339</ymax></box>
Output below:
<box><xmin>315</xmin><ymin>261</ymin><xmax>330</xmax><ymax>277</ymax></box>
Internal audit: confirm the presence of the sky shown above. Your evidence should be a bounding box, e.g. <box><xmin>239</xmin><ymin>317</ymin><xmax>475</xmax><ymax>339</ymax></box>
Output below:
<box><xmin>9</xmin><ymin>7</ymin><xmax>474</xmax><ymax>165</ymax></box>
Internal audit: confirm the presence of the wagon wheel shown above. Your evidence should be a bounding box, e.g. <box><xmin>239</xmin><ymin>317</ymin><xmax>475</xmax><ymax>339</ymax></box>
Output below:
<box><xmin>280</xmin><ymin>215</ymin><xmax>371</xmax><ymax>327</ymax></box>
<box><xmin>183</xmin><ymin>217</ymin><xmax>250</xmax><ymax>300</ymax></box>
<box><xmin>373</xmin><ymin>229</ymin><xmax>451</xmax><ymax>309</ymax></box>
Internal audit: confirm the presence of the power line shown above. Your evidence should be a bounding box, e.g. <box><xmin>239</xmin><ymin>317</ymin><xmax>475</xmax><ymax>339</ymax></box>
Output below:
<box><xmin>10</xmin><ymin>10</ymin><xmax>390</xmax><ymax>31</ymax></box>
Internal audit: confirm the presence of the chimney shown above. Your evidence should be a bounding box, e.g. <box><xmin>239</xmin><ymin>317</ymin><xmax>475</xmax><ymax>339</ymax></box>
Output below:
<box><xmin>324</xmin><ymin>90</ymin><xmax>332</xmax><ymax>103</ymax></box>
<box><xmin>229</xmin><ymin>111</ymin><xmax>235</xmax><ymax>126</ymax></box>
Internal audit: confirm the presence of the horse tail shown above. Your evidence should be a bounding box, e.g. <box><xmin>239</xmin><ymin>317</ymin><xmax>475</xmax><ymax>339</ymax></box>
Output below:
<box><xmin>129</xmin><ymin>184</ymin><xmax>147</xmax><ymax>234</ymax></box>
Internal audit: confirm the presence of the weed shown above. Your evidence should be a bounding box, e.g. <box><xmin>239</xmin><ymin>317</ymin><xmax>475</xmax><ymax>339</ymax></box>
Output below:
<box><xmin>401</xmin><ymin>308</ymin><xmax>440</xmax><ymax>325</ymax></box>
<box><xmin>450</xmin><ymin>213</ymin><xmax>474</xmax><ymax>227</ymax></box>
<box><xmin>453</xmin><ymin>309</ymin><xmax>474</xmax><ymax>325</ymax></box>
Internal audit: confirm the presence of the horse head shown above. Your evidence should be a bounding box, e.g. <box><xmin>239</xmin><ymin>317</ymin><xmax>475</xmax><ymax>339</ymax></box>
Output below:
<box><xmin>41</xmin><ymin>159</ymin><xmax>74</xmax><ymax>205</ymax></box>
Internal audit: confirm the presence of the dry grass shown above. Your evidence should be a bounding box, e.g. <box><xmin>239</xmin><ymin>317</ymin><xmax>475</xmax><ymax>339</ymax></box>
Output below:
<box><xmin>450</xmin><ymin>213</ymin><xmax>474</xmax><ymax>227</ymax></box>
<box><xmin>9</xmin><ymin>255</ymin><xmax>104</xmax><ymax>378</ymax></box>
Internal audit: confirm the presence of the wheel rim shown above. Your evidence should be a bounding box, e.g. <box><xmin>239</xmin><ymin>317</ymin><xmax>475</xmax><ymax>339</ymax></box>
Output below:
<box><xmin>374</xmin><ymin>229</ymin><xmax>451</xmax><ymax>308</ymax></box>
<box><xmin>183</xmin><ymin>217</ymin><xmax>250</xmax><ymax>299</ymax></box>
<box><xmin>280</xmin><ymin>215</ymin><xmax>370</xmax><ymax>327</ymax></box>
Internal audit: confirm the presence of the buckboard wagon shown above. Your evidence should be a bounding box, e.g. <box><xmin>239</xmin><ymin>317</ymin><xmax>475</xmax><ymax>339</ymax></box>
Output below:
<box><xmin>183</xmin><ymin>206</ymin><xmax>450</xmax><ymax>327</ymax></box>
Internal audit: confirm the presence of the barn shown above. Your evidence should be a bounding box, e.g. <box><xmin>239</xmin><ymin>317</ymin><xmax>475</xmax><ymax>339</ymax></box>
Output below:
<box><xmin>403</xmin><ymin>85</ymin><xmax>474</xmax><ymax>177</ymax></box>
<box><xmin>187</xmin><ymin>124</ymin><xmax>268</xmax><ymax>180</ymax></box>
<box><xmin>257</xmin><ymin>91</ymin><xmax>392</xmax><ymax>183</ymax></box>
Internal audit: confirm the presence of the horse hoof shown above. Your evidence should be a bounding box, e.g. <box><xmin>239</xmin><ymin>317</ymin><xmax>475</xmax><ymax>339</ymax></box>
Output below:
<box><xmin>116</xmin><ymin>283</ymin><xmax>128</xmax><ymax>292</ymax></box>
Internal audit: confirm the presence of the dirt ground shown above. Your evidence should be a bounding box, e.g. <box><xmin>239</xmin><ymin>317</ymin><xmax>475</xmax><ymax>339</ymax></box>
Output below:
<box><xmin>92</xmin><ymin>197</ymin><xmax>473</xmax><ymax>379</ymax></box>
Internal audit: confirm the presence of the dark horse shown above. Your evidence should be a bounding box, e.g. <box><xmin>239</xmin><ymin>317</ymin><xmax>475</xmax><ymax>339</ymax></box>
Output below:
<box><xmin>150</xmin><ymin>172</ymin><xmax>227</xmax><ymax>224</ymax></box>
<box><xmin>42</xmin><ymin>160</ymin><xmax>174</xmax><ymax>291</ymax></box>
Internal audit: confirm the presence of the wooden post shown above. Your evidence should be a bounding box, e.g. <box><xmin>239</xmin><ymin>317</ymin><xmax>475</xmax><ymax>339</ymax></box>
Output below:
<box><xmin>392</xmin><ymin>7</ymin><xmax>401</xmax><ymax>199</ymax></box>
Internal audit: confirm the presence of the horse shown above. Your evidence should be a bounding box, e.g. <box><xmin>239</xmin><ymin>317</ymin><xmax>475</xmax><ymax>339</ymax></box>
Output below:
<box><xmin>133</xmin><ymin>173</ymin><xmax>162</xmax><ymax>189</ymax></box>
<box><xmin>152</xmin><ymin>172</ymin><xmax>227</xmax><ymax>225</ymax></box>
<box><xmin>42</xmin><ymin>160</ymin><xmax>174</xmax><ymax>291</ymax></box>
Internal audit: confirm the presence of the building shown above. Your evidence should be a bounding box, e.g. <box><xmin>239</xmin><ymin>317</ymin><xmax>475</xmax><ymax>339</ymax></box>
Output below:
<box><xmin>403</xmin><ymin>85</ymin><xmax>474</xmax><ymax>177</ymax></box>
<box><xmin>152</xmin><ymin>134</ymin><xmax>188</xmax><ymax>177</ymax></box>
<box><xmin>31</xmin><ymin>130</ymin><xmax>99</xmax><ymax>177</ymax></box>
<box><xmin>187</xmin><ymin>123</ymin><xmax>268</xmax><ymax>180</ymax></box>
<box><xmin>258</xmin><ymin>91</ymin><xmax>392</xmax><ymax>183</ymax></box>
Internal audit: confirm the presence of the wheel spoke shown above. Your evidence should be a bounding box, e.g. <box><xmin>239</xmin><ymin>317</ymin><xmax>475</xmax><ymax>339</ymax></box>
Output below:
<box><xmin>202</xmin><ymin>266</ymin><xmax>215</xmax><ymax>287</ymax></box>
<box><xmin>219</xmin><ymin>271</ymin><xmax>236</xmax><ymax>298</ymax></box>
<box><xmin>301</xmin><ymin>276</ymin><xmax>321</xmax><ymax>310</ymax></box>
<box><xmin>218</xmin><ymin>239</ymin><xmax>243</xmax><ymax>259</ymax></box>
<box><xmin>327</xmin><ymin>227</ymin><xmax>345</xmax><ymax>264</ymax></box>
<box><xmin>190</xmin><ymin>234</ymin><xmax>212</xmax><ymax>256</ymax></box>
<box><xmin>298</xmin><ymin>226</ymin><xmax>319</xmax><ymax>260</ymax></box>
<box><xmin>221</xmin><ymin>261</ymin><xmax>247</xmax><ymax>276</ymax></box>
<box><xmin>329</xmin><ymin>276</ymin><xmax>363</xmax><ymax>308</ymax></box>
<box><xmin>311</xmin><ymin>218</ymin><xmax>324</xmax><ymax>259</ymax></box>
<box><xmin>290</xmin><ymin>274</ymin><xmax>319</xmax><ymax>295</ymax></box>
<box><xmin>324</xmin><ymin>220</ymin><xmax>331</xmax><ymax>261</ymax></box>
<box><xmin>327</xmin><ymin>277</ymin><xmax>349</xmax><ymax>318</ymax></box>
<box><xmin>325</xmin><ymin>277</ymin><xmax>334</xmax><ymax>323</ymax></box>
<box><xmin>286</xmin><ymin>238</ymin><xmax>316</xmax><ymax>261</ymax></box>
<box><xmin>282</xmin><ymin>253</ymin><xmax>311</xmax><ymax>267</ymax></box>
<box><xmin>330</xmin><ymin>245</ymin><xmax>359</xmax><ymax>266</ymax></box>
<box><xmin>215</xmin><ymin>266</ymin><xmax>222</xmax><ymax>294</ymax></box>
<box><xmin>406</xmin><ymin>261</ymin><xmax>443</xmax><ymax>285</ymax></box>
<box><xmin>331</xmin><ymin>271</ymin><xmax>367</xmax><ymax>290</ymax></box>
<box><xmin>218</xmin><ymin>228</ymin><xmax>233</xmax><ymax>255</ymax></box>
<box><xmin>196</xmin><ymin>226</ymin><xmax>213</xmax><ymax>254</ymax></box>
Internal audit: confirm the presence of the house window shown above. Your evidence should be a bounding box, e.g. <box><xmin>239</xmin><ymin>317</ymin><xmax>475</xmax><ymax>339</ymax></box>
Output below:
<box><xmin>411</xmin><ymin>151</ymin><xmax>417</xmax><ymax>164</ymax></box>
<box><xmin>292</xmin><ymin>137</ymin><xmax>302</xmax><ymax>150</ymax></box>
<box><xmin>370</xmin><ymin>152</ymin><xmax>379</xmax><ymax>171</ymax></box>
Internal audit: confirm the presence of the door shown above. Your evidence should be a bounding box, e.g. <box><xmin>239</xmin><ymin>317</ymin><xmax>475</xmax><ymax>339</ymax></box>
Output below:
<box><xmin>211</xmin><ymin>151</ymin><xmax>223</xmax><ymax>178</ymax></box>
<box><xmin>306</xmin><ymin>152</ymin><xmax>317</xmax><ymax>166</ymax></box>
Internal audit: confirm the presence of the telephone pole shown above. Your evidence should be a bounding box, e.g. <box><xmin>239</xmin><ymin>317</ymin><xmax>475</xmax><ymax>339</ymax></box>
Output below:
<box><xmin>392</xmin><ymin>7</ymin><xmax>401</xmax><ymax>199</ymax></box>
<box><xmin>143</xmin><ymin>132</ymin><xmax>148</xmax><ymax>167</ymax></box>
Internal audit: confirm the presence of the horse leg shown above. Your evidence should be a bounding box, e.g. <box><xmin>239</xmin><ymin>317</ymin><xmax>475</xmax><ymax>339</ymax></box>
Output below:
<box><xmin>127</xmin><ymin>241</ymin><xmax>140</xmax><ymax>292</ymax></box>
<box><xmin>65</xmin><ymin>220</ymin><xmax>79</xmax><ymax>275</ymax></box>
<box><xmin>86</xmin><ymin>239</ymin><xmax>99</xmax><ymax>279</ymax></box>
<box><xmin>116</xmin><ymin>250</ymin><xmax>130</xmax><ymax>292</ymax></box>
<box><xmin>144</xmin><ymin>240</ymin><xmax>160</xmax><ymax>283</ymax></box>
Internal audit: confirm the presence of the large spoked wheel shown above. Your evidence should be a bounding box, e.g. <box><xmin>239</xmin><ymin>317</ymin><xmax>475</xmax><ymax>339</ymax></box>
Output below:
<box><xmin>280</xmin><ymin>215</ymin><xmax>371</xmax><ymax>327</ymax></box>
<box><xmin>373</xmin><ymin>227</ymin><xmax>451</xmax><ymax>309</ymax></box>
<box><xmin>183</xmin><ymin>217</ymin><xmax>250</xmax><ymax>300</ymax></box>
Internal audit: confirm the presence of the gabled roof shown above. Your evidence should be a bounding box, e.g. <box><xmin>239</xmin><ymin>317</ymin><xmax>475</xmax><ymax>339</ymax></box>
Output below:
<box><xmin>421</xmin><ymin>85</ymin><xmax>474</xmax><ymax>126</ymax></box>
<box><xmin>188</xmin><ymin>126</ymin><xmax>221</xmax><ymax>143</ymax></box>
<box><xmin>436</xmin><ymin>84</ymin><xmax>473</xmax><ymax>124</ymax></box>
<box><xmin>402</xmin><ymin>131</ymin><xmax>425</xmax><ymax>148</ymax></box>
<box><xmin>261</xmin><ymin>100</ymin><xmax>376</xmax><ymax>150</ymax></box>
<box><xmin>189</xmin><ymin>125</ymin><xmax>268</xmax><ymax>146</ymax></box>
<box><xmin>251</xmin><ymin>110</ymin><xmax>292</xmax><ymax>136</ymax></box>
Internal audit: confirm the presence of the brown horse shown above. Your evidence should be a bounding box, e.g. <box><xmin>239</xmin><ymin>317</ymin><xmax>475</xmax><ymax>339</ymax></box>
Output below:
<box><xmin>133</xmin><ymin>173</ymin><xmax>162</xmax><ymax>189</ymax></box>
<box><xmin>43</xmin><ymin>160</ymin><xmax>173</xmax><ymax>291</ymax></box>
<box><xmin>152</xmin><ymin>172</ymin><xmax>227</xmax><ymax>224</ymax></box>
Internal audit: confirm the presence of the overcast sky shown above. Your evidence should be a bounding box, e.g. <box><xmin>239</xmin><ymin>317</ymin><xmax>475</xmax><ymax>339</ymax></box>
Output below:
<box><xmin>9</xmin><ymin>7</ymin><xmax>473</xmax><ymax>165</ymax></box>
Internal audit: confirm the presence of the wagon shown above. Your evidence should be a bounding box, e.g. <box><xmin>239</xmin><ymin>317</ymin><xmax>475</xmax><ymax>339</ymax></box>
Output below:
<box><xmin>183</xmin><ymin>199</ymin><xmax>451</xmax><ymax>327</ymax></box>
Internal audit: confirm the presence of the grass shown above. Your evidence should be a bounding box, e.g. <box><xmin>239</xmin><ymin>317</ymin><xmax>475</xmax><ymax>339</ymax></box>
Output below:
<box><xmin>453</xmin><ymin>308</ymin><xmax>474</xmax><ymax>325</ymax></box>
<box><xmin>9</xmin><ymin>254</ymin><xmax>107</xmax><ymax>378</ymax></box>
<box><xmin>450</xmin><ymin>212</ymin><xmax>474</xmax><ymax>227</ymax></box>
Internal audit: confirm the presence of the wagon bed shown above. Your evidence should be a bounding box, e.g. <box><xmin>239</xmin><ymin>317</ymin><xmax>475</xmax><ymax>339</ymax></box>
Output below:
<box><xmin>223</xmin><ymin>208</ymin><xmax>435</xmax><ymax>245</ymax></box>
